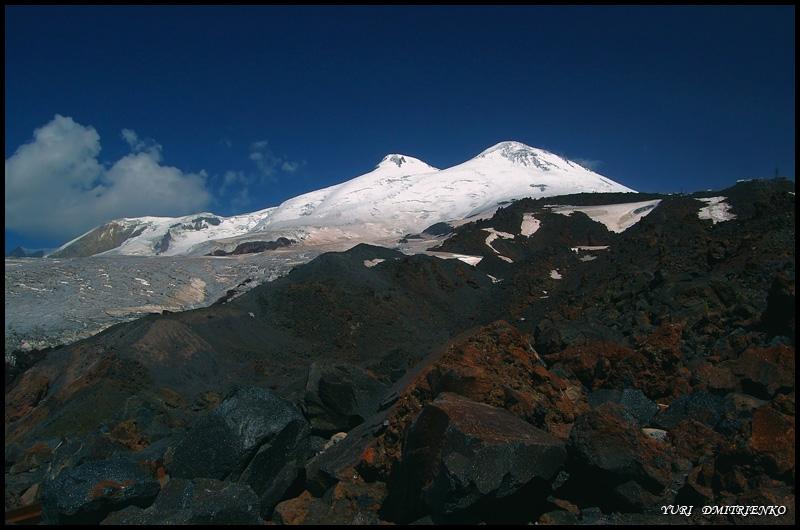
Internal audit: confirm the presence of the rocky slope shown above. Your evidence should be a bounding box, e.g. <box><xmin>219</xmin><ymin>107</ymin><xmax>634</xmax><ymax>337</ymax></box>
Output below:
<box><xmin>4</xmin><ymin>178</ymin><xmax>795</xmax><ymax>525</ymax></box>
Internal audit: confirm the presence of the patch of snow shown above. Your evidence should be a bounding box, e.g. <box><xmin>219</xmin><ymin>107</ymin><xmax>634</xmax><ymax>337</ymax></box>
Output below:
<box><xmin>364</xmin><ymin>258</ymin><xmax>385</xmax><ymax>268</ymax></box>
<box><xmin>483</xmin><ymin>227</ymin><xmax>515</xmax><ymax>240</ymax></box>
<box><xmin>521</xmin><ymin>213</ymin><xmax>541</xmax><ymax>236</ymax></box>
<box><xmin>550</xmin><ymin>270</ymin><xmax>562</xmax><ymax>280</ymax></box>
<box><xmin>487</xmin><ymin>274</ymin><xmax>503</xmax><ymax>284</ymax></box>
<box><xmin>697</xmin><ymin>197</ymin><xmax>736</xmax><ymax>224</ymax></box>
<box><xmin>549</xmin><ymin>200</ymin><xmax>661</xmax><ymax>233</ymax></box>
<box><xmin>571</xmin><ymin>246</ymin><xmax>609</xmax><ymax>252</ymax></box>
<box><xmin>483</xmin><ymin>228</ymin><xmax>515</xmax><ymax>262</ymax></box>
<box><xmin>425</xmin><ymin>251</ymin><xmax>483</xmax><ymax>266</ymax></box>
<box><xmin>572</xmin><ymin>246</ymin><xmax>608</xmax><ymax>262</ymax></box>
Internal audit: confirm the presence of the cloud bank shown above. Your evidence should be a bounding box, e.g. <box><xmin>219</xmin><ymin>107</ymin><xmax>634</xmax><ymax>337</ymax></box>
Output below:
<box><xmin>5</xmin><ymin>115</ymin><xmax>212</xmax><ymax>243</ymax></box>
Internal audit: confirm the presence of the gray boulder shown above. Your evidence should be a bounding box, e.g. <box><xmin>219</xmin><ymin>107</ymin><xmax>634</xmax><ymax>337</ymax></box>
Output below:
<box><xmin>167</xmin><ymin>386</ymin><xmax>310</xmax><ymax>517</ymax></box>
<box><xmin>101</xmin><ymin>477</ymin><xmax>262</xmax><ymax>525</ymax></box>
<box><xmin>651</xmin><ymin>390</ymin><xmax>734</xmax><ymax>431</ymax></box>
<box><xmin>568</xmin><ymin>402</ymin><xmax>672</xmax><ymax>510</ymax></box>
<box><xmin>41</xmin><ymin>455</ymin><xmax>160</xmax><ymax>525</ymax></box>
<box><xmin>395</xmin><ymin>392</ymin><xmax>566</xmax><ymax>519</ymax></box>
<box><xmin>303</xmin><ymin>361</ymin><xmax>389</xmax><ymax>434</ymax></box>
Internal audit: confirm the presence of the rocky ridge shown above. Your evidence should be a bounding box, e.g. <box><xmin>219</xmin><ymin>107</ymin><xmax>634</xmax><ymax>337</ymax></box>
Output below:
<box><xmin>4</xmin><ymin>178</ymin><xmax>795</xmax><ymax>525</ymax></box>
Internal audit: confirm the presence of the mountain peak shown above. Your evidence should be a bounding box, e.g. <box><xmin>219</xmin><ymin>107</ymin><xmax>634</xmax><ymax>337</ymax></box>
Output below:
<box><xmin>374</xmin><ymin>154</ymin><xmax>439</xmax><ymax>173</ymax></box>
<box><xmin>380</xmin><ymin>154</ymin><xmax>411</xmax><ymax>168</ymax></box>
<box><xmin>476</xmin><ymin>141</ymin><xmax>552</xmax><ymax>164</ymax></box>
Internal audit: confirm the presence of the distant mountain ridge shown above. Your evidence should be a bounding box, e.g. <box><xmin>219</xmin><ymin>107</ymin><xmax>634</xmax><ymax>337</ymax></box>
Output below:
<box><xmin>5</xmin><ymin>247</ymin><xmax>46</xmax><ymax>258</ymax></box>
<box><xmin>48</xmin><ymin>141</ymin><xmax>636</xmax><ymax>258</ymax></box>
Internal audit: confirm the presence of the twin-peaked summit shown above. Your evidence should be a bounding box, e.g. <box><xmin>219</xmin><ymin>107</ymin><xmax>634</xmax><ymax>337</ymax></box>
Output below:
<box><xmin>50</xmin><ymin>141</ymin><xmax>637</xmax><ymax>258</ymax></box>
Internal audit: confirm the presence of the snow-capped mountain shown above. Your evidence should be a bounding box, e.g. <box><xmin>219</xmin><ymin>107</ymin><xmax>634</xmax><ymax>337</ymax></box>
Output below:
<box><xmin>49</xmin><ymin>141</ymin><xmax>636</xmax><ymax>258</ymax></box>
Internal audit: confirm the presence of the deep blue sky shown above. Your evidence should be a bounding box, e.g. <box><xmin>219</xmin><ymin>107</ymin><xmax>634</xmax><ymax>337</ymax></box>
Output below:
<box><xmin>5</xmin><ymin>5</ymin><xmax>795</xmax><ymax>253</ymax></box>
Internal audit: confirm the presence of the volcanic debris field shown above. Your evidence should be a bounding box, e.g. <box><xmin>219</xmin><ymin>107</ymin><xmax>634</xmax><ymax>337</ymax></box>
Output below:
<box><xmin>4</xmin><ymin>178</ymin><xmax>796</xmax><ymax>525</ymax></box>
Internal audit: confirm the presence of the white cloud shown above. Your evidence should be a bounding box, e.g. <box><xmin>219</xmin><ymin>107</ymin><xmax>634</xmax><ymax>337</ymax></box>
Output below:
<box><xmin>282</xmin><ymin>161</ymin><xmax>300</xmax><ymax>172</ymax></box>
<box><xmin>5</xmin><ymin>115</ymin><xmax>212</xmax><ymax>243</ymax></box>
<box><xmin>220</xmin><ymin>170</ymin><xmax>252</xmax><ymax>210</ymax></box>
<box><xmin>223</xmin><ymin>170</ymin><xmax>244</xmax><ymax>186</ymax></box>
<box><xmin>249</xmin><ymin>140</ymin><xmax>304</xmax><ymax>182</ymax></box>
<box><xmin>121</xmin><ymin>128</ymin><xmax>141</xmax><ymax>150</ymax></box>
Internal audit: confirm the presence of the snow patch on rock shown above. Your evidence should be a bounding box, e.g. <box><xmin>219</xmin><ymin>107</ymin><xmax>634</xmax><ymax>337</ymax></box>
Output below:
<box><xmin>697</xmin><ymin>197</ymin><xmax>736</xmax><ymax>224</ymax></box>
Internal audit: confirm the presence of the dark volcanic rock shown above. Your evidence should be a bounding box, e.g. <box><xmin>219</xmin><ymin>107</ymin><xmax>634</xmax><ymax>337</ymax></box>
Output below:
<box><xmin>393</xmin><ymin>392</ymin><xmax>566</xmax><ymax>520</ymax></box>
<box><xmin>303</xmin><ymin>360</ymin><xmax>389</xmax><ymax>435</ymax></box>
<box><xmin>566</xmin><ymin>402</ymin><xmax>673</xmax><ymax>511</ymax></box>
<box><xmin>587</xmin><ymin>388</ymin><xmax>660</xmax><ymax>427</ymax></box>
<box><xmin>619</xmin><ymin>388</ymin><xmax>661</xmax><ymax>427</ymax></box>
<box><xmin>761</xmin><ymin>273</ymin><xmax>795</xmax><ymax>343</ymax></box>
<box><xmin>167</xmin><ymin>386</ymin><xmax>310</xmax><ymax>517</ymax></box>
<box><xmin>733</xmin><ymin>344</ymin><xmax>796</xmax><ymax>399</ymax></box>
<box><xmin>651</xmin><ymin>390</ymin><xmax>735</xmax><ymax>431</ymax></box>
<box><xmin>101</xmin><ymin>477</ymin><xmax>262</xmax><ymax>525</ymax></box>
<box><xmin>40</xmin><ymin>455</ymin><xmax>160</xmax><ymax>525</ymax></box>
<box><xmin>422</xmin><ymin>221</ymin><xmax>454</xmax><ymax>236</ymax></box>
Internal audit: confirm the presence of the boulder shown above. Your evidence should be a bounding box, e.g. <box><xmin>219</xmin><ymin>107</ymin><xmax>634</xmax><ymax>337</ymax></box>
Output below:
<box><xmin>303</xmin><ymin>361</ymin><xmax>389</xmax><ymax>434</ymax></box>
<box><xmin>167</xmin><ymin>386</ymin><xmax>310</xmax><ymax>517</ymax></box>
<box><xmin>619</xmin><ymin>388</ymin><xmax>660</xmax><ymax>426</ymax></box>
<box><xmin>100</xmin><ymin>477</ymin><xmax>262</xmax><ymax>525</ymax></box>
<box><xmin>567</xmin><ymin>402</ymin><xmax>672</xmax><ymax>511</ymax></box>
<box><xmin>272</xmin><ymin>481</ymin><xmax>387</xmax><ymax>525</ymax></box>
<box><xmin>40</xmin><ymin>455</ymin><xmax>160</xmax><ymax>525</ymax></box>
<box><xmin>651</xmin><ymin>390</ymin><xmax>734</xmax><ymax>431</ymax></box>
<box><xmin>751</xmin><ymin>405</ymin><xmax>795</xmax><ymax>476</ymax></box>
<box><xmin>587</xmin><ymin>388</ymin><xmax>659</xmax><ymax>426</ymax></box>
<box><xmin>394</xmin><ymin>392</ymin><xmax>566</xmax><ymax>520</ymax></box>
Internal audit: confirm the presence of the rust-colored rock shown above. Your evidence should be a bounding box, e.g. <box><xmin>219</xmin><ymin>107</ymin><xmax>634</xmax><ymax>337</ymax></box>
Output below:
<box><xmin>272</xmin><ymin>481</ymin><xmax>387</xmax><ymax>525</ymax></box>
<box><xmin>735</xmin><ymin>344</ymin><xmax>795</xmax><ymax>398</ymax></box>
<box><xmin>357</xmin><ymin>320</ymin><xmax>586</xmax><ymax>484</ymax></box>
<box><xmin>667</xmin><ymin>418</ymin><xmax>727</xmax><ymax>464</ymax></box>
<box><xmin>751</xmin><ymin>405</ymin><xmax>795</xmax><ymax>476</ymax></box>
<box><xmin>109</xmin><ymin>420</ymin><xmax>149</xmax><ymax>452</ymax></box>
<box><xmin>5</xmin><ymin>372</ymin><xmax>49</xmax><ymax>424</ymax></box>
<box><xmin>543</xmin><ymin>323</ymin><xmax>689</xmax><ymax>402</ymax></box>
